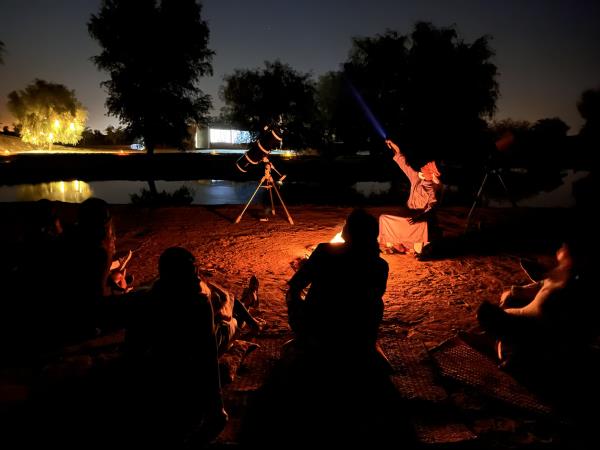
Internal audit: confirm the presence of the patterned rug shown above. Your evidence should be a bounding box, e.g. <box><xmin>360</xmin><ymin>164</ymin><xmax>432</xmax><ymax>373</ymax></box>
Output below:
<box><xmin>380</xmin><ymin>336</ymin><xmax>448</xmax><ymax>403</ymax></box>
<box><xmin>430</xmin><ymin>337</ymin><xmax>553</xmax><ymax>416</ymax></box>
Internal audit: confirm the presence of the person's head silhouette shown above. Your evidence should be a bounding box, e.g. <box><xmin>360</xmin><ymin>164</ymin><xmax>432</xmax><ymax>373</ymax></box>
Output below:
<box><xmin>76</xmin><ymin>197</ymin><xmax>115</xmax><ymax>253</ymax></box>
<box><xmin>158</xmin><ymin>246</ymin><xmax>199</xmax><ymax>288</ymax></box>
<box><xmin>78</xmin><ymin>197</ymin><xmax>111</xmax><ymax>229</ymax></box>
<box><xmin>342</xmin><ymin>208</ymin><xmax>379</xmax><ymax>251</ymax></box>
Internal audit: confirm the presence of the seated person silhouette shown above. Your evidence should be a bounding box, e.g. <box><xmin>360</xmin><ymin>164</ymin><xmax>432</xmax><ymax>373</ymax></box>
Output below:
<box><xmin>2</xmin><ymin>200</ymin><xmax>66</xmax><ymax>362</ymax></box>
<box><xmin>55</xmin><ymin>198</ymin><xmax>134</xmax><ymax>343</ymax></box>
<box><xmin>477</xmin><ymin>234</ymin><xmax>592</xmax><ymax>371</ymax></box>
<box><xmin>124</xmin><ymin>246</ymin><xmax>228</xmax><ymax>444</ymax></box>
<box><xmin>30</xmin><ymin>197</ymin><xmax>122</xmax><ymax>346</ymax></box>
<box><xmin>378</xmin><ymin>139</ymin><xmax>443</xmax><ymax>255</ymax></box>
<box><xmin>243</xmin><ymin>211</ymin><xmax>415</xmax><ymax>448</ymax></box>
<box><xmin>128</xmin><ymin>247</ymin><xmax>261</xmax><ymax>358</ymax></box>
<box><xmin>286</xmin><ymin>208</ymin><xmax>389</xmax><ymax>366</ymax></box>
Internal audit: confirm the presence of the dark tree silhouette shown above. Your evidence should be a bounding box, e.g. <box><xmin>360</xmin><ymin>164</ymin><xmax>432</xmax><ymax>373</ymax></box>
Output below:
<box><xmin>220</xmin><ymin>60</ymin><xmax>318</xmax><ymax>149</ymax></box>
<box><xmin>509</xmin><ymin>118</ymin><xmax>569</xmax><ymax>166</ymax></box>
<box><xmin>523</xmin><ymin>118</ymin><xmax>570</xmax><ymax>195</ymax></box>
<box><xmin>88</xmin><ymin>0</ymin><xmax>214</xmax><ymax>154</ymax></box>
<box><xmin>573</xmin><ymin>87</ymin><xmax>598</xmax><ymax>205</ymax></box>
<box><xmin>577</xmin><ymin>87</ymin><xmax>600</xmax><ymax>145</ymax></box>
<box><xmin>321</xmin><ymin>30</ymin><xmax>410</xmax><ymax>156</ymax></box>
<box><xmin>323</xmin><ymin>22</ymin><xmax>498</xmax><ymax>165</ymax></box>
<box><xmin>486</xmin><ymin>117</ymin><xmax>573</xmax><ymax>200</ymax></box>
<box><xmin>79</xmin><ymin>126</ymin><xmax>133</xmax><ymax>147</ymax></box>
<box><xmin>0</xmin><ymin>40</ymin><xmax>5</xmax><ymax>65</ymax></box>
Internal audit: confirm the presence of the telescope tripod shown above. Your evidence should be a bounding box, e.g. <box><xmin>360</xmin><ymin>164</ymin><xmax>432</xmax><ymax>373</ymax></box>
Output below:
<box><xmin>235</xmin><ymin>159</ymin><xmax>294</xmax><ymax>225</ymax></box>
<box><xmin>465</xmin><ymin>166</ymin><xmax>517</xmax><ymax>230</ymax></box>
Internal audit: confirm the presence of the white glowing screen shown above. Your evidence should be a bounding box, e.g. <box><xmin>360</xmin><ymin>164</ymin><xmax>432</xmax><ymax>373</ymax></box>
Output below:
<box><xmin>209</xmin><ymin>128</ymin><xmax>252</xmax><ymax>144</ymax></box>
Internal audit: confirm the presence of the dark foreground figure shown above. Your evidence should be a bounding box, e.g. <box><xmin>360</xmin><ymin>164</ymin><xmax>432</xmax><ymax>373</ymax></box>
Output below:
<box><xmin>240</xmin><ymin>209</ymin><xmax>415</xmax><ymax>448</ymax></box>
<box><xmin>239</xmin><ymin>349</ymin><xmax>415</xmax><ymax>449</ymax></box>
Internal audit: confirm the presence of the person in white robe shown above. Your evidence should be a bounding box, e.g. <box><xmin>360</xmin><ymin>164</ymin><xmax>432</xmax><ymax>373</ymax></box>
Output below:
<box><xmin>378</xmin><ymin>139</ymin><xmax>442</xmax><ymax>254</ymax></box>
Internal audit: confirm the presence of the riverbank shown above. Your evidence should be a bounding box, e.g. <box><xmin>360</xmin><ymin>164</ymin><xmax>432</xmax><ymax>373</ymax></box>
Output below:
<box><xmin>0</xmin><ymin>151</ymin><xmax>402</xmax><ymax>185</ymax></box>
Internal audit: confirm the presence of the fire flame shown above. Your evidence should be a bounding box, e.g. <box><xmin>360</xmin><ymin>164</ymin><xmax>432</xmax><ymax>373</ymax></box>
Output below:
<box><xmin>330</xmin><ymin>231</ymin><xmax>345</xmax><ymax>243</ymax></box>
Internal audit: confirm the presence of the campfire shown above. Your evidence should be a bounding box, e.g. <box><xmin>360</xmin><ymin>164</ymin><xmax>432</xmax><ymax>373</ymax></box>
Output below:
<box><xmin>330</xmin><ymin>231</ymin><xmax>345</xmax><ymax>243</ymax></box>
<box><xmin>291</xmin><ymin>229</ymin><xmax>345</xmax><ymax>272</ymax></box>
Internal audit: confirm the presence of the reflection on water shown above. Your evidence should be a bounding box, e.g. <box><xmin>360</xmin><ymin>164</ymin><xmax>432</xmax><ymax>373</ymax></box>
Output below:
<box><xmin>16</xmin><ymin>180</ymin><xmax>93</xmax><ymax>203</ymax></box>
<box><xmin>0</xmin><ymin>172</ymin><xmax>585</xmax><ymax>207</ymax></box>
<box><xmin>353</xmin><ymin>181</ymin><xmax>392</xmax><ymax>197</ymax></box>
<box><xmin>1</xmin><ymin>179</ymin><xmax>261</xmax><ymax>205</ymax></box>
<box><xmin>488</xmin><ymin>169</ymin><xmax>587</xmax><ymax>208</ymax></box>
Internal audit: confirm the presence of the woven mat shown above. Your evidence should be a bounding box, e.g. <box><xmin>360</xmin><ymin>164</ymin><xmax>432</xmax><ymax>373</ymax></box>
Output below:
<box><xmin>431</xmin><ymin>337</ymin><xmax>553</xmax><ymax>415</ymax></box>
<box><xmin>217</xmin><ymin>337</ymin><xmax>286</xmax><ymax>445</ymax></box>
<box><xmin>226</xmin><ymin>337</ymin><xmax>286</xmax><ymax>393</ymax></box>
<box><xmin>380</xmin><ymin>336</ymin><xmax>448</xmax><ymax>403</ymax></box>
<box><xmin>412</xmin><ymin>418</ymin><xmax>478</xmax><ymax>445</ymax></box>
<box><xmin>375</xmin><ymin>337</ymin><xmax>478</xmax><ymax>446</ymax></box>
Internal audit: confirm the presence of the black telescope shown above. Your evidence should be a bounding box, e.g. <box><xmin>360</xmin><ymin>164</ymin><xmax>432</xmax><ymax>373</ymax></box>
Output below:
<box><xmin>235</xmin><ymin>124</ymin><xmax>284</xmax><ymax>173</ymax></box>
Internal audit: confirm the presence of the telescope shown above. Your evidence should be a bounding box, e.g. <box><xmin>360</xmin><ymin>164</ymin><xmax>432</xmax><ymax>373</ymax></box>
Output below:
<box><xmin>234</xmin><ymin>123</ymin><xmax>293</xmax><ymax>225</ymax></box>
<box><xmin>235</xmin><ymin>124</ymin><xmax>284</xmax><ymax>173</ymax></box>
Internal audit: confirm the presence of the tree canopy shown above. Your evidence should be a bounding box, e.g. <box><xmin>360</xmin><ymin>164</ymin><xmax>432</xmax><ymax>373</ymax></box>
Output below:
<box><xmin>577</xmin><ymin>87</ymin><xmax>600</xmax><ymax>144</ymax></box>
<box><xmin>324</xmin><ymin>22</ymin><xmax>499</xmax><ymax>164</ymax></box>
<box><xmin>80</xmin><ymin>125</ymin><xmax>133</xmax><ymax>147</ymax></box>
<box><xmin>0</xmin><ymin>40</ymin><xmax>5</xmax><ymax>65</ymax></box>
<box><xmin>88</xmin><ymin>0</ymin><xmax>214</xmax><ymax>154</ymax></box>
<box><xmin>220</xmin><ymin>60</ymin><xmax>318</xmax><ymax>149</ymax></box>
<box><xmin>7</xmin><ymin>79</ymin><xmax>87</xmax><ymax>148</ymax></box>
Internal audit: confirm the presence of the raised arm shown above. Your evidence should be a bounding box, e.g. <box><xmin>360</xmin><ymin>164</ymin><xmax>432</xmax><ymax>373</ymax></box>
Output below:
<box><xmin>386</xmin><ymin>139</ymin><xmax>419</xmax><ymax>183</ymax></box>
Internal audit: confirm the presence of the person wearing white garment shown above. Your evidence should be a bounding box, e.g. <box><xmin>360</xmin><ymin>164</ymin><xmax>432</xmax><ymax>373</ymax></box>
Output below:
<box><xmin>378</xmin><ymin>139</ymin><xmax>442</xmax><ymax>255</ymax></box>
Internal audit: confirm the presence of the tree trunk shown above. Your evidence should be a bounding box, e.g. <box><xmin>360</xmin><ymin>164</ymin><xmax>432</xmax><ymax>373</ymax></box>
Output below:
<box><xmin>147</xmin><ymin>179</ymin><xmax>158</xmax><ymax>198</ymax></box>
<box><xmin>144</xmin><ymin>134</ymin><xmax>155</xmax><ymax>156</ymax></box>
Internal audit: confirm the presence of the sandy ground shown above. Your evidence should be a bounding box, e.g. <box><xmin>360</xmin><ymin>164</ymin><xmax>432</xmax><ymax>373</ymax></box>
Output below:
<box><xmin>1</xmin><ymin>201</ymin><xmax>563</xmax><ymax>349</ymax></box>
<box><xmin>2</xmin><ymin>202</ymin><xmax>584</xmax><ymax>447</ymax></box>
<box><xmin>98</xmin><ymin>203</ymin><xmax>553</xmax><ymax>349</ymax></box>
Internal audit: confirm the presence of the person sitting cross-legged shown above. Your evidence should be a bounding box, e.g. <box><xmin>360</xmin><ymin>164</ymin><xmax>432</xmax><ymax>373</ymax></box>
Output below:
<box><xmin>243</xmin><ymin>210</ymin><xmax>414</xmax><ymax>448</ymax></box>
<box><xmin>286</xmin><ymin>208</ymin><xmax>389</xmax><ymax>368</ymax></box>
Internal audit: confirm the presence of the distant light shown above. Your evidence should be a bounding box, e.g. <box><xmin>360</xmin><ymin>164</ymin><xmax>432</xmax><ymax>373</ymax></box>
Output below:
<box><xmin>54</xmin><ymin>119</ymin><xmax>60</xmax><ymax>129</ymax></box>
<box><xmin>272</xmin><ymin>149</ymin><xmax>297</xmax><ymax>157</ymax></box>
<box><xmin>48</xmin><ymin>132</ymin><xmax>54</xmax><ymax>140</ymax></box>
<box><xmin>69</xmin><ymin>122</ymin><xmax>75</xmax><ymax>130</ymax></box>
<box><xmin>209</xmin><ymin>128</ymin><xmax>252</xmax><ymax>145</ymax></box>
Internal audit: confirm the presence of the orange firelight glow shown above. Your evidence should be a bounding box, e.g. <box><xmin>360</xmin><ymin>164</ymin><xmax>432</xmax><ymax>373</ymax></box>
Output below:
<box><xmin>330</xmin><ymin>231</ymin><xmax>345</xmax><ymax>243</ymax></box>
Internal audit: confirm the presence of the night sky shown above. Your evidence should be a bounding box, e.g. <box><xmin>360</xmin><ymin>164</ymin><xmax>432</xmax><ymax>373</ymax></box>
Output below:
<box><xmin>1</xmin><ymin>0</ymin><xmax>598</xmax><ymax>134</ymax></box>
